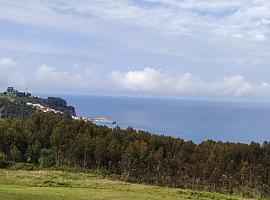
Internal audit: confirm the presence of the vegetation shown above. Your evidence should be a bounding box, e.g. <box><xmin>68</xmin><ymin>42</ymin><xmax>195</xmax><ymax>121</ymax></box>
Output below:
<box><xmin>0</xmin><ymin>112</ymin><xmax>269</xmax><ymax>198</ymax></box>
<box><xmin>0</xmin><ymin>153</ymin><xmax>8</xmax><ymax>168</ymax></box>
<box><xmin>0</xmin><ymin>169</ymin><xmax>252</xmax><ymax>200</ymax></box>
<box><xmin>0</xmin><ymin>94</ymin><xmax>34</xmax><ymax>118</ymax></box>
<box><xmin>0</xmin><ymin>87</ymin><xmax>76</xmax><ymax>117</ymax></box>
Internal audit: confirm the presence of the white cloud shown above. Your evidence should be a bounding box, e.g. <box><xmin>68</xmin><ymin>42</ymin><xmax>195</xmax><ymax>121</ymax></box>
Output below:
<box><xmin>0</xmin><ymin>58</ymin><xmax>17</xmax><ymax>70</ymax></box>
<box><xmin>252</xmin><ymin>31</ymin><xmax>266</xmax><ymax>41</ymax></box>
<box><xmin>221</xmin><ymin>75</ymin><xmax>253</xmax><ymax>96</ymax></box>
<box><xmin>111</xmin><ymin>68</ymin><xmax>205</xmax><ymax>96</ymax></box>
<box><xmin>111</xmin><ymin>68</ymin><xmax>169</xmax><ymax>92</ymax></box>
<box><xmin>111</xmin><ymin>68</ymin><xmax>270</xmax><ymax>98</ymax></box>
<box><xmin>31</xmin><ymin>64</ymin><xmax>109</xmax><ymax>93</ymax></box>
<box><xmin>0</xmin><ymin>58</ymin><xmax>18</xmax><ymax>85</ymax></box>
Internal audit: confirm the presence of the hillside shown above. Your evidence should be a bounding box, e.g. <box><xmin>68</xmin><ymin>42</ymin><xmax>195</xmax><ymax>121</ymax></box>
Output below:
<box><xmin>0</xmin><ymin>169</ymin><xmax>250</xmax><ymax>200</ymax></box>
<box><xmin>0</xmin><ymin>94</ymin><xmax>34</xmax><ymax>118</ymax></box>
<box><xmin>0</xmin><ymin>87</ymin><xmax>76</xmax><ymax>118</ymax></box>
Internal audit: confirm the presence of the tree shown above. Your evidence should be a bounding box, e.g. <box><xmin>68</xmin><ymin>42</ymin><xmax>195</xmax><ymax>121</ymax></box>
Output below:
<box><xmin>0</xmin><ymin>152</ymin><xmax>8</xmax><ymax>168</ymax></box>
<box><xmin>10</xmin><ymin>145</ymin><xmax>22</xmax><ymax>162</ymax></box>
<box><xmin>50</xmin><ymin>119</ymin><xmax>72</xmax><ymax>166</ymax></box>
<box><xmin>39</xmin><ymin>148</ymin><xmax>54</xmax><ymax>168</ymax></box>
<box><xmin>26</xmin><ymin>140</ymin><xmax>41</xmax><ymax>163</ymax></box>
<box><xmin>0</xmin><ymin>112</ymin><xmax>269</xmax><ymax>197</ymax></box>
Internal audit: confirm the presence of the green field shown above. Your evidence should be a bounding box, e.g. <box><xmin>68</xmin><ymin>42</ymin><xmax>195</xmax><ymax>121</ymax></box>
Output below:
<box><xmin>0</xmin><ymin>169</ymin><xmax>253</xmax><ymax>200</ymax></box>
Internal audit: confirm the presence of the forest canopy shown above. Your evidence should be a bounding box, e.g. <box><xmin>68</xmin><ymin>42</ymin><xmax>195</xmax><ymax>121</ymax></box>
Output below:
<box><xmin>0</xmin><ymin>111</ymin><xmax>269</xmax><ymax>197</ymax></box>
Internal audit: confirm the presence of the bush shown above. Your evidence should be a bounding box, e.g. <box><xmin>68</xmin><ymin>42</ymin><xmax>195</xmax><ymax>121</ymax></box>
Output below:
<box><xmin>0</xmin><ymin>152</ymin><xmax>8</xmax><ymax>168</ymax></box>
<box><xmin>240</xmin><ymin>186</ymin><xmax>259</xmax><ymax>198</ymax></box>
<box><xmin>10</xmin><ymin>163</ymin><xmax>35</xmax><ymax>170</ymax></box>
<box><xmin>261</xmin><ymin>184</ymin><xmax>270</xmax><ymax>197</ymax></box>
<box><xmin>39</xmin><ymin>148</ymin><xmax>55</xmax><ymax>168</ymax></box>
<box><xmin>10</xmin><ymin>145</ymin><xmax>22</xmax><ymax>162</ymax></box>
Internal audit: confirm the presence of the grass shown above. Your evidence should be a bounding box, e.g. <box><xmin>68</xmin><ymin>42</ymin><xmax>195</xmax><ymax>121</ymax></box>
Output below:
<box><xmin>0</xmin><ymin>169</ymin><xmax>256</xmax><ymax>200</ymax></box>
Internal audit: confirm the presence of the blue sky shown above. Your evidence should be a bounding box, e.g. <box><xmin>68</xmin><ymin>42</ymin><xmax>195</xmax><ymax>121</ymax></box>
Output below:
<box><xmin>1</xmin><ymin>0</ymin><xmax>270</xmax><ymax>100</ymax></box>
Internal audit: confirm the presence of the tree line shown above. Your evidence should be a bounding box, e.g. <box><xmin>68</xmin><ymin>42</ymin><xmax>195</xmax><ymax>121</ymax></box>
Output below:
<box><xmin>0</xmin><ymin>112</ymin><xmax>269</xmax><ymax>197</ymax></box>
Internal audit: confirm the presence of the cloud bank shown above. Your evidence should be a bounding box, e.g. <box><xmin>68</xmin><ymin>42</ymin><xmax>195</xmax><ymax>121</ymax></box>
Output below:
<box><xmin>112</xmin><ymin>68</ymin><xmax>270</xmax><ymax>98</ymax></box>
<box><xmin>1</xmin><ymin>57</ymin><xmax>270</xmax><ymax>100</ymax></box>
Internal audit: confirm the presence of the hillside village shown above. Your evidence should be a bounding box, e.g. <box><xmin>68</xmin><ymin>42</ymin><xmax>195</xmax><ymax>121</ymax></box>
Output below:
<box><xmin>0</xmin><ymin>87</ymin><xmax>75</xmax><ymax>117</ymax></box>
<box><xmin>26</xmin><ymin>102</ymin><xmax>63</xmax><ymax>114</ymax></box>
<box><xmin>26</xmin><ymin>102</ymin><xmax>114</xmax><ymax>124</ymax></box>
<box><xmin>1</xmin><ymin>87</ymin><xmax>116</xmax><ymax>124</ymax></box>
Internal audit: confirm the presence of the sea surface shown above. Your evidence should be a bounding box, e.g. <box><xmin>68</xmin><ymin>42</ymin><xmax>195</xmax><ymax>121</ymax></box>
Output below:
<box><xmin>49</xmin><ymin>94</ymin><xmax>270</xmax><ymax>143</ymax></box>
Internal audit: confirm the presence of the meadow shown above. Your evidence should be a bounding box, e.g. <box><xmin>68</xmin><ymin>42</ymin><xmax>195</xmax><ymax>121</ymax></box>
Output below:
<box><xmin>0</xmin><ymin>169</ymin><xmax>257</xmax><ymax>200</ymax></box>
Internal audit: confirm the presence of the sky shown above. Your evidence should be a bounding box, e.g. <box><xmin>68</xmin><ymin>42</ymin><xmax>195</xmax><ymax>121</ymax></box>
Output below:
<box><xmin>1</xmin><ymin>0</ymin><xmax>270</xmax><ymax>100</ymax></box>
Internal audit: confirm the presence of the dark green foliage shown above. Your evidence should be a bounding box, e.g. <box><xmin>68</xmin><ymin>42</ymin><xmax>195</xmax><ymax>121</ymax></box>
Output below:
<box><xmin>0</xmin><ymin>112</ymin><xmax>269</xmax><ymax>197</ymax></box>
<box><xmin>6</xmin><ymin>87</ymin><xmax>31</xmax><ymax>97</ymax></box>
<box><xmin>0</xmin><ymin>97</ymin><xmax>34</xmax><ymax>118</ymax></box>
<box><xmin>39</xmin><ymin>148</ymin><xmax>55</xmax><ymax>167</ymax></box>
<box><xmin>0</xmin><ymin>152</ymin><xmax>8</xmax><ymax>168</ymax></box>
<box><xmin>10</xmin><ymin>145</ymin><xmax>23</xmax><ymax>162</ymax></box>
<box><xmin>46</xmin><ymin>97</ymin><xmax>76</xmax><ymax>116</ymax></box>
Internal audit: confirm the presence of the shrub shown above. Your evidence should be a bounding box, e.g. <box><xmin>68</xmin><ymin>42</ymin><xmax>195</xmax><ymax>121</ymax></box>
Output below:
<box><xmin>10</xmin><ymin>145</ymin><xmax>22</xmax><ymax>162</ymax></box>
<box><xmin>0</xmin><ymin>152</ymin><xmax>8</xmax><ymax>168</ymax></box>
<box><xmin>39</xmin><ymin>148</ymin><xmax>55</xmax><ymax>168</ymax></box>
<box><xmin>10</xmin><ymin>163</ymin><xmax>35</xmax><ymax>170</ymax></box>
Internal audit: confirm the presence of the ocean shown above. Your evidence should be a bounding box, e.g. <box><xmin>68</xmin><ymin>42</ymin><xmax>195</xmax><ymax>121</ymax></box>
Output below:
<box><xmin>53</xmin><ymin>95</ymin><xmax>270</xmax><ymax>144</ymax></box>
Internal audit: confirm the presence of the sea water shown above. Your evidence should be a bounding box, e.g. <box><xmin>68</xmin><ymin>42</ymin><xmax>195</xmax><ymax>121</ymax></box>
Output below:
<box><xmin>59</xmin><ymin>95</ymin><xmax>270</xmax><ymax>143</ymax></box>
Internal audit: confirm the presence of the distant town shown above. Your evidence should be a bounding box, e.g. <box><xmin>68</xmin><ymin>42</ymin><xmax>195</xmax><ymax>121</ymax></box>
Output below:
<box><xmin>27</xmin><ymin>101</ymin><xmax>115</xmax><ymax>124</ymax></box>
